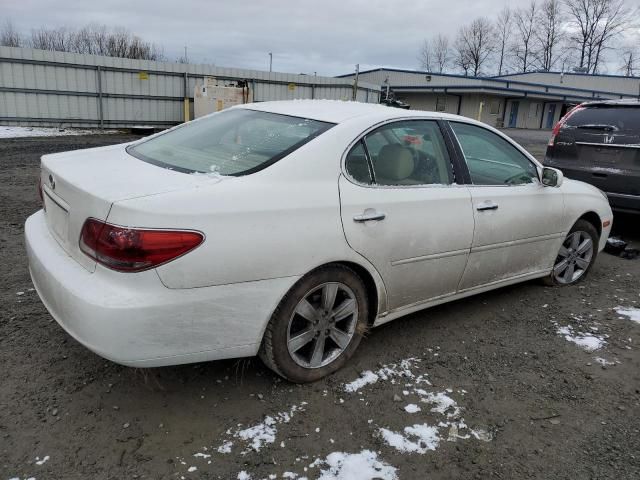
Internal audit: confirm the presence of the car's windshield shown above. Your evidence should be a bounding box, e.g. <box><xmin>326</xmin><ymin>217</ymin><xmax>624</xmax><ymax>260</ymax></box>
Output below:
<box><xmin>127</xmin><ymin>109</ymin><xmax>334</xmax><ymax>176</ymax></box>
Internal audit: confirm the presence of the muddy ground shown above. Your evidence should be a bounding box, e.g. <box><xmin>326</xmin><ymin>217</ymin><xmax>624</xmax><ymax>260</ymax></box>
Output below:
<box><xmin>1</xmin><ymin>132</ymin><xmax>639</xmax><ymax>480</ymax></box>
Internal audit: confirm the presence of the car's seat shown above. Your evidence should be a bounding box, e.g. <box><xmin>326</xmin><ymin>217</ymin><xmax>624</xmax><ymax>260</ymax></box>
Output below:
<box><xmin>374</xmin><ymin>144</ymin><xmax>419</xmax><ymax>185</ymax></box>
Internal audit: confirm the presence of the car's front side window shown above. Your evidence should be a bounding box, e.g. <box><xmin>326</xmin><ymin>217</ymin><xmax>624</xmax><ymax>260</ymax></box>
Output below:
<box><xmin>450</xmin><ymin>122</ymin><xmax>539</xmax><ymax>186</ymax></box>
<box><xmin>345</xmin><ymin>120</ymin><xmax>453</xmax><ymax>187</ymax></box>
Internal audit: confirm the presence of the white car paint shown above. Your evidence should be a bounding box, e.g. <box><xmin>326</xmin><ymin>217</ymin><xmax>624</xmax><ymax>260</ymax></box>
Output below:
<box><xmin>25</xmin><ymin>100</ymin><xmax>613</xmax><ymax>367</ymax></box>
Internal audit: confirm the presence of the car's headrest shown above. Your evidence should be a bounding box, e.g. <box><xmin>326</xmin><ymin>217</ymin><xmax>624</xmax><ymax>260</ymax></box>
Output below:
<box><xmin>375</xmin><ymin>144</ymin><xmax>414</xmax><ymax>181</ymax></box>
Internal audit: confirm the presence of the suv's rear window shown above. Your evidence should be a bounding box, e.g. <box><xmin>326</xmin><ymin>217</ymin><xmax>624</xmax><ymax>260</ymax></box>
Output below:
<box><xmin>565</xmin><ymin>106</ymin><xmax>640</xmax><ymax>131</ymax></box>
<box><xmin>128</xmin><ymin>109</ymin><xmax>334</xmax><ymax>176</ymax></box>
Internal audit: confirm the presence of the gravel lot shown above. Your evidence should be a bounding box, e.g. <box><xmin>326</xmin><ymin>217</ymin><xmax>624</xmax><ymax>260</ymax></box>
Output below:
<box><xmin>1</xmin><ymin>132</ymin><xmax>639</xmax><ymax>480</ymax></box>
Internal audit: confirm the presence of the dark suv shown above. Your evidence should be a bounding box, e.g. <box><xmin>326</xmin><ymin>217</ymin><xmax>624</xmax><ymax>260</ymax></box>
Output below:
<box><xmin>544</xmin><ymin>99</ymin><xmax>640</xmax><ymax>213</ymax></box>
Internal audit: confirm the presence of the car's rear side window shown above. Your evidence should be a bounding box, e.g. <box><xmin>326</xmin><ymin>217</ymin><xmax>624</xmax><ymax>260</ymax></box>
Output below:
<box><xmin>565</xmin><ymin>106</ymin><xmax>640</xmax><ymax>131</ymax></box>
<box><xmin>128</xmin><ymin>109</ymin><xmax>334</xmax><ymax>176</ymax></box>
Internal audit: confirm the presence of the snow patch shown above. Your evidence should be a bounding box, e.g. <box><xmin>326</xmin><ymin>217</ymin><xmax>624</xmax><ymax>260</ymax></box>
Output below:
<box><xmin>344</xmin><ymin>358</ymin><xmax>420</xmax><ymax>392</ymax></box>
<box><xmin>219</xmin><ymin>403</ymin><xmax>306</xmax><ymax>454</ymax></box>
<box><xmin>379</xmin><ymin>424</ymin><xmax>440</xmax><ymax>454</ymax></box>
<box><xmin>0</xmin><ymin>126</ymin><xmax>119</xmax><ymax>138</ymax></box>
<box><xmin>404</xmin><ymin>404</ymin><xmax>421</xmax><ymax>413</ymax></box>
<box><xmin>217</xmin><ymin>441</ymin><xmax>233</xmax><ymax>454</ymax></box>
<box><xmin>35</xmin><ymin>455</ymin><xmax>50</xmax><ymax>465</ymax></box>
<box><xmin>616</xmin><ymin>307</ymin><xmax>640</xmax><ymax>324</ymax></box>
<box><xmin>237</xmin><ymin>471</ymin><xmax>251</xmax><ymax>480</ymax></box>
<box><xmin>594</xmin><ymin>357</ymin><xmax>615</xmax><ymax>366</ymax></box>
<box><xmin>419</xmin><ymin>391</ymin><xmax>461</xmax><ymax>418</ymax></box>
<box><xmin>557</xmin><ymin>325</ymin><xmax>605</xmax><ymax>352</ymax></box>
<box><xmin>316</xmin><ymin>450</ymin><xmax>397</xmax><ymax>480</ymax></box>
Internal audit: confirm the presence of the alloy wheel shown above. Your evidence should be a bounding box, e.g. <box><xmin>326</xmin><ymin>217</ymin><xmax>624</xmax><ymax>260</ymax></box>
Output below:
<box><xmin>286</xmin><ymin>282</ymin><xmax>358</xmax><ymax>369</ymax></box>
<box><xmin>553</xmin><ymin>230</ymin><xmax>594</xmax><ymax>284</ymax></box>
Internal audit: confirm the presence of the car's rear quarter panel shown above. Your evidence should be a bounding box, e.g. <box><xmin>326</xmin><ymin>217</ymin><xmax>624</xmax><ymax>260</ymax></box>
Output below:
<box><xmin>106</xmin><ymin>125</ymin><xmax>384</xmax><ymax>290</ymax></box>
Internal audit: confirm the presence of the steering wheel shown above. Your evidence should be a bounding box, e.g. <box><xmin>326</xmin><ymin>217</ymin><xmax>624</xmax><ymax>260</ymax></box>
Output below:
<box><xmin>503</xmin><ymin>172</ymin><xmax>532</xmax><ymax>185</ymax></box>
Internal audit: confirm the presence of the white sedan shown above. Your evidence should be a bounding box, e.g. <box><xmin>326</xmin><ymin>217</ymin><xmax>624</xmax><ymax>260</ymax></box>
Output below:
<box><xmin>25</xmin><ymin>100</ymin><xmax>612</xmax><ymax>382</ymax></box>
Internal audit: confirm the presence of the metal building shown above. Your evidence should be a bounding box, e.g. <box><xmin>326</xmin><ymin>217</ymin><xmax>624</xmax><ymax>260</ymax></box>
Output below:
<box><xmin>0</xmin><ymin>46</ymin><xmax>380</xmax><ymax>128</ymax></box>
<box><xmin>338</xmin><ymin>68</ymin><xmax>640</xmax><ymax>129</ymax></box>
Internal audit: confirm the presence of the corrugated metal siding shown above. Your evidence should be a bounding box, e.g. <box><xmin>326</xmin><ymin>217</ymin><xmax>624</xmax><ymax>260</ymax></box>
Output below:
<box><xmin>0</xmin><ymin>46</ymin><xmax>380</xmax><ymax>128</ymax></box>
<box><xmin>498</xmin><ymin>72</ymin><xmax>640</xmax><ymax>96</ymax></box>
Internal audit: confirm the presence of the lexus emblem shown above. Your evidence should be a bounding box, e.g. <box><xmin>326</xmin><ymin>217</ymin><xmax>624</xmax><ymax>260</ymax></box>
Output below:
<box><xmin>48</xmin><ymin>174</ymin><xmax>55</xmax><ymax>190</ymax></box>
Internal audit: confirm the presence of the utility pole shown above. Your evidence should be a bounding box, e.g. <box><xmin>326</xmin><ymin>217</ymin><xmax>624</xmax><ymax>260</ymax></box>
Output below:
<box><xmin>352</xmin><ymin>63</ymin><xmax>359</xmax><ymax>101</ymax></box>
<box><xmin>184</xmin><ymin>46</ymin><xmax>188</xmax><ymax>63</ymax></box>
<box><xmin>269</xmin><ymin>52</ymin><xmax>273</xmax><ymax>72</ymax></box>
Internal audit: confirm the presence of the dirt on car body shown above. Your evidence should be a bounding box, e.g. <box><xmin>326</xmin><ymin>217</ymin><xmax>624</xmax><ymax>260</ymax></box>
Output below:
<box><xmin>1</xmin><ymin>133</ymin><xmax>639</xmax><ymax>480</ymax></box>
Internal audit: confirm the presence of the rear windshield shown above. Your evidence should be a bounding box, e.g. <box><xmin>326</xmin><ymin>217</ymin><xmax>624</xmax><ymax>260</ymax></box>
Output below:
<box><xmin>565</xmin><ymin>106</ymin><xmax>640</xmax><ymax>131</ymax></box>
<box><xmin>128</xmin><ymin>109</ymin><xmax>334</xmax><ymax>176</ymax></box>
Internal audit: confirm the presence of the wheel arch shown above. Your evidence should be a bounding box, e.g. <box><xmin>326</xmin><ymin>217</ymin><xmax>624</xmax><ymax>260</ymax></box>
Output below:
<box><xmin>577</xmin><ymin>211</ymin><xmax>602</xmax><ymax>239</ymax></box>
<box><xmin>329</xmin><ymin>261</ymin><xmax>381</xmax><ymax>326</ymax></box>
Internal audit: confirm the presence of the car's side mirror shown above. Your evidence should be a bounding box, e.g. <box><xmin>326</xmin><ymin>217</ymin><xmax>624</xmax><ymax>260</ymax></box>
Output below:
<box><xmin>541</xmin><ymin>167</ymin><xmax>563</xmax><ymax>187</ymax></box>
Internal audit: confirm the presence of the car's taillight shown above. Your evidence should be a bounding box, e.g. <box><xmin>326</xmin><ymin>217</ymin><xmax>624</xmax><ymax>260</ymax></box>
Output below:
<box><xmin>79</xmin><ymin>218</ymin><xmax>204</xmax><ymax>272</ymax></box>
<box><xmin>548</xmin><ymin>104</ymin><xmax>584</xmax><ymax>146</ymax></box>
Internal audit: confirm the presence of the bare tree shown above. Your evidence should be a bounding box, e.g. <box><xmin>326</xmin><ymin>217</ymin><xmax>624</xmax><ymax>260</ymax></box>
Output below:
<box><xmin>0</xmin><ymin>20</ymin><xmax>23</xmax><ymax>47</ymax></box>
<box><xmin>512</xmin><ymin>1</ymin><xmax>538</xmax><ymax>72</ymax></box>
<box><xmin>418</xmin><ymin>39</ymin><xmax>434</xmax><ymax>71</ymax></box>
<box><xmin>433</xmin><ymin>34</ymin><xmax>450</xmax><ymax>73</ymax></box>
<box><xmin>494</xmin><ymin>7</ymin><xmax>513</xmax><ymax>75</ymax></box>
<box><xmin>22</xmin><ymin>23</ymin><xmax>164</xmax><ymax>60</ymax></box>
<box><xmin>590</xmin><ymin>0</ymin><xmax>636</xmax><ymax>73</ymax></box>
<box><xmin>534</xmin><ymin>0</ymin><xmax>564</xmax><ymax>71</ymax></box>
<box><xmin>454</xmin><ymin>18</ymin><xmax>494</xmax><ymax>76</ymax></box>
<box><xmin>619</xmin><ymin>48</ymin><xmax>638</xmax><ymax>76</ymax></box>
<box><xmin>30</xmin><ymin>27</ymin><xmax>71</xmax><ymax>51</ymax></box>
<box><xmin>419</xmin><ymin>35</ymin><xmax>451</xmax><ymax>72</ymax></box>
<box><xmin>453</xmin><ymin>35</ymin><xmax>472</xmax><ymax>76</ymax></box>
<box><xmin>564</xmin><ymin>0</ymin><xmax>636</xmax><ymax>74</ymax></box>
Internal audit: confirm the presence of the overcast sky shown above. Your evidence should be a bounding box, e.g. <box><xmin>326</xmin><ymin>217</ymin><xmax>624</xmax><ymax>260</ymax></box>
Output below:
<box><xmin>4</xmin><ymin>0</ymin><xmax>637</xmax><ymax>76</ymax></box>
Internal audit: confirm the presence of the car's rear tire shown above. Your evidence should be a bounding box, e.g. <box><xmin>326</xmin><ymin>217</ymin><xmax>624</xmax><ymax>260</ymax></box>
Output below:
<box><xmin>259</xmin><ymin>265</ymin><xmax>369</xmax><ymax>383</ymax></box>
<box><xmin>543</xmin><ymin>219</ymin><xmax>599</xmax><ymax>286</ymax></box>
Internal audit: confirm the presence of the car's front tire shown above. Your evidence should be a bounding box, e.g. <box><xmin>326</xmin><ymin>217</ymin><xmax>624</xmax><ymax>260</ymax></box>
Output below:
<box><xmin>259</xmin><ymin>265</ymin><xmax>369</xmax><ymax>383</ymax></box>
<box><xmin>544</xmin><ymin>219</ymin><xmax>599</xmax><ymax>286</ymax></box>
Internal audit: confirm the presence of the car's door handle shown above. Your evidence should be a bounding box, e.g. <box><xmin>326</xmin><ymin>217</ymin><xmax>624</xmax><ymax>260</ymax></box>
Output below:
<box><xmin>476</xmin><ymin>201</ymin><xmax>499</xmax><ymax>211</ymax></box>
<box><xmin>353</xmin><ymin>210</ymin><xmax>386</xmax><ymax>222</ymax></box>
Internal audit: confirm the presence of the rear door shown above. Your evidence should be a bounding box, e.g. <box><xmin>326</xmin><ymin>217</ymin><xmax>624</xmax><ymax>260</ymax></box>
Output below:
<box><xmin>547</xmin><ymin>104</ymin><xmax>640</xmax><ymax>199</ymax></box>
<box><xmin>447</xmin><ymin>121</ymin><xmax>565</xmax><ymax>291</ymax></box>
<box><xmin>339</xmin><ymin>119</ymin><xmax>474</xmax><ymax>311</ymax></box>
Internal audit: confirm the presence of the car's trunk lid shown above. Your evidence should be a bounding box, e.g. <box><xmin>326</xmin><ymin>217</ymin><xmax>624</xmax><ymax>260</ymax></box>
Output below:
<box><xmin>40</xmin><ymin>143</ymin><xmax>225</xmax><ymax>272</ymax></box>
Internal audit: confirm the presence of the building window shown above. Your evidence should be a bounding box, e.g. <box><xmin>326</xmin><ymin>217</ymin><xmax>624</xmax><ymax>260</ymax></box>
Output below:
<box><xmin>436</xmin><ymin>96</ymin><xmax>446</xmax><ymax>112</ymax></box>
<box><xmin>489</xmin><ymin>100</ymin><xmax>500</xmax><ymax>115</ymax></box>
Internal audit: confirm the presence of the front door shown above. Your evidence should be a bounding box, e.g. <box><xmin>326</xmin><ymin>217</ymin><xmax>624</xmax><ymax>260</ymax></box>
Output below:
<box><xmin>339</xmin><ymin>120</ymin><xmax>474</xmax><ymax>311</ymax></box>
<box><xmin>448</xmin><ymin>121</ymin><xmax>565</xmax><ymax>291</ymax></box>
<box><xmin>508</xmin><ymin>101</ymin><xmax>520</xmax><ymax>128</ymax></box>
<box><xmin>546</xmin><ymin>104</ymin><xmax>557</xmax><ymax>129</ymax></box>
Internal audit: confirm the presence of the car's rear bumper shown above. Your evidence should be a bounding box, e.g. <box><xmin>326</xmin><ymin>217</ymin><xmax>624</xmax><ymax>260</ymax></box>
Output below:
<box><xmin>25</xmin><ymin>210</ymin><xmax>299</xmax><ymax>367</ymax></box>
<box><xmin>544</xmin><ymin>160</ymin><xmax>640</xmax><ymax>213</ymax></box>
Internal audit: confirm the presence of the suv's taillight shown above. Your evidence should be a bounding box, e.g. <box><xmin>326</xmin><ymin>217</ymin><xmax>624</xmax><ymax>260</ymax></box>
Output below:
<box><xmin>548</xmin><ymin>104</ymin><xmax>584</xmax><ymax>146</ymax></box>
<box><xmin>79</xmin><ymin>218</ymin><xmax>204</xmax><ymax>272</ymax></box>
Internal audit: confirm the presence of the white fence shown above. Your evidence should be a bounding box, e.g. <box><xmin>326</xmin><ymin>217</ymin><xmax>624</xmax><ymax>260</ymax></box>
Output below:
<box><xmin>0</xmin><ymin>46</ymin><xmax>381</xmax><ymax>128</ymax></box>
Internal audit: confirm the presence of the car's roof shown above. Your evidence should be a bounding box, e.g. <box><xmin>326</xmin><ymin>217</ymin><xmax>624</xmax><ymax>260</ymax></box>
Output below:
<box><xmin>582</xmin><ymin>99</ymin><xmax>640</xmax><ymax>107</ymax></box>
<box><xmin>238</xmin><ymin>99</ymin><xmax>456</xmax><ymax>124</ymax></box>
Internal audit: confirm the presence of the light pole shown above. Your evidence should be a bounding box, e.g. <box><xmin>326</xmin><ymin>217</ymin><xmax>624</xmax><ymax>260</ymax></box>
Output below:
<box><xmin>269</xmin><ymin>52</ymin><xmax>273</xmax><ymax>72</ymax></box>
